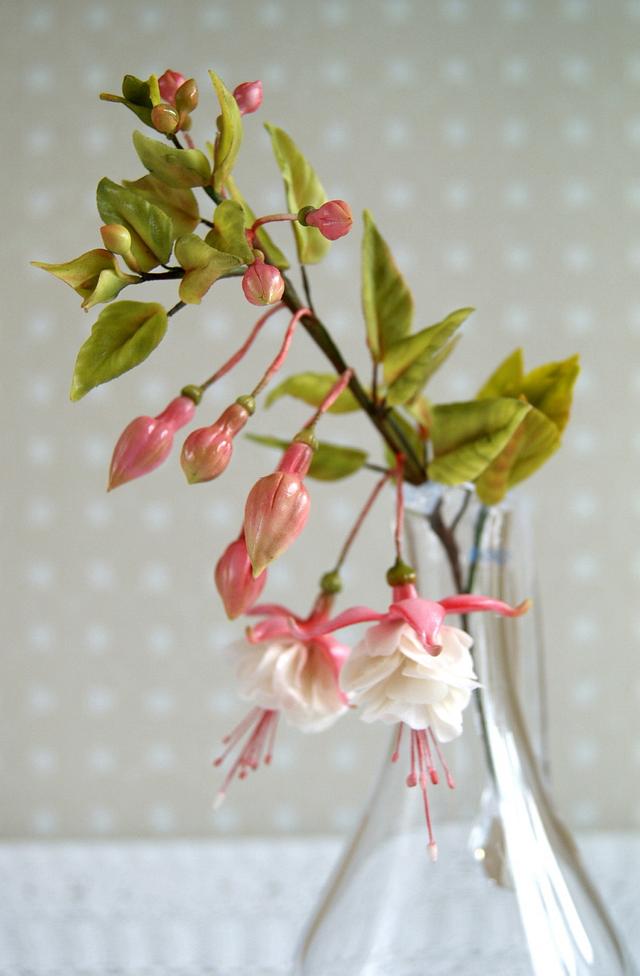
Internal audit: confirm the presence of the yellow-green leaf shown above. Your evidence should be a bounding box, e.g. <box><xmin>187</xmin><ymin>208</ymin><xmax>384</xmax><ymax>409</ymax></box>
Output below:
<box><xmin>174</xmin><ymin>234</ymin><xmax>241</xmax><ymax>304</ymax></box>
<box><xmin>361</xmin><ymin>210</ymin><xmax>413</xmax><ymax>363</ymax></box>
<box><xmin>122</xmin><ymin>176</ymin><xmax>200</xmax><ymax>238</ymax></box>
<box><xmin>70</xmin><ymin>301</ymin><xmax>168</xmax><ymax>400</ymax></box>
<box><xmin>97</xmin><ymin>178</ymin><xmax>172</xmax><ymax>272</ymax></box>
<box><xmin>428</xmin><ymin>398</ymin><xmax>530</xmax><ymax>485</ymax></box>
<box><xmin>265</xmin><ymin>372</ymin><xmax>360</xmax><ymax>413</ymax></box>
<box><xmin>32</xmin><ymin>249</ymin><xmax>138</xmax><ymax>309</ymax></box>
<box><xmin>265</xmin><ymin>124</ymin><xmax>329</xmax><ymax>265</ymax></box>
<box><xmin>205</xmin><ymin>199</ymin><xmax>253</xmax><ymax>263</ymax></box>
<box><xmin>475</xmin><ymin>407</ymin><xmax>559</xmax><ymax>504</ymax></box>
<box><xmin>133</xmin><ymin>130</ymin><xmax>211</xmax><ymax>189</ymax></box>
<box><xmin>521</xmin><ymin>355</ymin><xmax>580</xmax><ymax>433</ymax></box>
<box><xmin>247</xmin><ymin>434</ymin><xmax>367</xmax><ymax>481</ymax></box>
<box><xmin>100</xmin><ymin>74</ymin><xmax>161</xmax><ymax>127</ymax></box>
<box><xmin>476</xmin><ymin>348</ymin><xmax>524</xmax><ymax>399</ymax></box>
<box><xmin>384</xmin><ymin>308</ymin><xmax>473</xmax><ymax>405</ymax></box>
<box><xmin>226</xmin><ymin>177</ymin><xmax>289</xmax><ymax>269</ymax></box>
<box><xmin>210</xmin><ymin>72</ymin><xmax>243</xmax><ymax>194</ymax></box>
<box><xmin>382</xmin><ymin>410</ymin><xmax>427</xmax><ymax>472</ymax></box>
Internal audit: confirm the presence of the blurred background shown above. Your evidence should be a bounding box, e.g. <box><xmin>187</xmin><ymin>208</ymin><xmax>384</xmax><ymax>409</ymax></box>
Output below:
<box><xmin>3</xmin><ymin>0</ymin><xmax>640</xmax><ymax>839</ymax></box>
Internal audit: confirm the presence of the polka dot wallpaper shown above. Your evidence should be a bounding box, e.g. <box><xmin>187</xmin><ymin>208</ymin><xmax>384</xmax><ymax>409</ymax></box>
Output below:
<box><xmin>4</xmin><ymin>0</ymin><xmax>640</xmax><ymax>837</ymax></box>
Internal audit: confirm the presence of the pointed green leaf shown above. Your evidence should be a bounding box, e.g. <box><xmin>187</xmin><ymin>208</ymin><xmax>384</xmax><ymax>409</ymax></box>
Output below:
<box><xmin>174</xmin><ymin>234</ymin><xmax>241</xmax><ymax>304</ymax></box>
<box><xmin>122</xmin><ymin>176</ymin><xmax>200</xmax><ymax>237</ymax></box>
<box><xmin>265</xmin><ymin>372</ymin><xmax>360</xmax><ymax>413</ymax></box>
<box><xmin>476</xmin><ymin>349</ymin><xmax>524</xmax><ymax>399</ymax></box>
<box><xmin>210</xmin><ymin>72</ymin><xmax>243</xmax><ymax>194</ymax></box>
<box><xmin>100</xmin><ymin>74</ymin><xmax>161</xmax><ymax>127</ymax></box>
<box><xmin>133</xmin><ymin>130</ymin><xmax>211</xmax><ymax>189</ymax></box>
<box><xmin>383</xmin><ymin>308</ymin><xmax>472</xmax><ymax>405</ymax></box>
<box><xmin>246</xmin><ymin>434</ymin><xmax>368</xmax><ymax>481</ymax></box>
<box><xmin>265</xmin><ymin>124</ymin><xmax>329</xmax><ymax>265</ymax></box>
<box><xmin>226</xmin><ymin>177</ymin><xmax>289</xmax><ymax>269</ymax></box>
<box><xmin>521</xmin><ymin>355</ymin><xmax>580</xmax><ymax>433</ymax></box>
<box><xmin>97</xmin><ymin>178</ymin><xmax>172</xmax><ymax>273</ymax></box>
<box><xmin>475</xmin><ymin>407</ymin><xmax>560</xmax><ymax>505</ymax></box>
<box><xmin>204</xmin><ymin>199</ymin><xmax>253</xmax><ymax>263</ymax></box>
<box><xmin>428</xmin><ymin>398</ymin><xmax>530</xmax><ymax>485</ymax></box>
<box><xmin>361</xmin><ymin>210</ymin><xmax>413</xmax><ymax>363</ymax></box>
<box><xmin>70</xmin><ymin>301</ymin><xmax>168</xmax><ymax>400</ymax></box>
<box><xmin>382</xmin><ymin>410</ymin><xmax>427</xmax><ymax>471</ymax></box>
<box><xmin>32</xmin><ymin>249</ymin><xmax>139</xmax><ymax>309</ymax></box>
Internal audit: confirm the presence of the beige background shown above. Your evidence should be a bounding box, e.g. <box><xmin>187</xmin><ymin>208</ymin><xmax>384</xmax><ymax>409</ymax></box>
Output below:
<box><xmin>3</xmin><ymin>0</ymin><xmax>640</xmax><ymax>837</ymax></box>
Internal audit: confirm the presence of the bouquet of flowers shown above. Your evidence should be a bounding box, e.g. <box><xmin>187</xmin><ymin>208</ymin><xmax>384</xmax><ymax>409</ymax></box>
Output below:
<box><xmin>33</xmin><ymin>68</ymin><xmax>579</xmax><ymax>859</ymax></box>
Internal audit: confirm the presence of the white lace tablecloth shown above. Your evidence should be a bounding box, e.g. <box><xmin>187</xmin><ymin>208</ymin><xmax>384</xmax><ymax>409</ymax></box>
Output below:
<box><xmin>0</xmin><ymin>834</ymin><xmax>638</xmax><ymax>975</ymax></box>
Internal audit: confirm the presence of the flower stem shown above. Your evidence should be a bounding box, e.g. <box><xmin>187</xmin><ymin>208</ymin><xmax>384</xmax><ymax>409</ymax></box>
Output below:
<box><xmin>333</xmin><ymin>471</ymin><xmax>392</xmax><ymax>572</ymax></box>
<box><xmin>303</xmin><ymin>368</ymin><xmax>353</xmax><ymax>428</ymax></box>
<box><xmin>250</xmin><ymin>306</ymin><xmax>312</xmax><ymax>398</ymax></box>
<box><xmin>198</xmin><ymin>303</ymin><xmax>285</xmax><ymax>393</ymax></box>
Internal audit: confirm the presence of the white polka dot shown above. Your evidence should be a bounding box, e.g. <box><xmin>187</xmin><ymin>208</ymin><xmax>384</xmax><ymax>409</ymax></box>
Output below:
<box><xmin>322</xmin><ymin>121</ymin><xmax>350</xmax><ymax>149</ymax></box>
<box><xmin>504</xmin><ymin>182</ymin><xmax>531</xmax><ymax>209</ymax></box>
<box><xmin>568</xmin><ymin>427</ymin><xmax>597</xmax><ymax>455</ymax></box>
<box><xmin>148</xmin><ymin>804</ymin><xmax>176</xmax><ymax>832</ymax></box>
<box><xmin>258</xmin><ymin>2</ymin><xmax>284</xmax><ymax>26</ymax></box>
<box><xmin>28</xmin><ymin>624</ymin><xmax>55</xmax><ymax>652</ymax></box>
<box><xmin>627</xmin><ymin>245</ymin><xmax>640</xmax><ymax>271</ymax></box>
<box><xmin>562</xmin><ymin>57</ymin><xmax>591</xmax><ymax>85</ymax></box>
<box><xmin>627</xmin><ymin>54</ymin><xmax>640</xmax><ymax>82</ymax></box>
<box><xmin>27</xmin><ymin>560</ymin><xmax>55</xmax><ymax>588</ymax></box>
<box><xmin>569</xmin><ymin>490</ymin><xmax>598</xmax><ymax>518</ymax></box>
<box><xmin>441</xmin><ymin>58</ymin><xmax>470</xmax><ymax>84</ymax></box>
<box><xmin>144</xmin><ymin>689</ymin><xmax>176</xmax><ymax>717</ymax></box>
<box><xmin>502</xmin><ymin>118</ymin><xmax>528</xmax><ymax>147</ymax></box>
<box><xmin>444</xmin><ymin>244</ymin><xmax>472</xmax><ymax>272</ymax></box>
<box><xmin>329</xmin><ymin>806</ymin><xmax>358</xmax><ymax>831</ymax></box>
<box><xmin>271</xmin><ymin>802</ymin><xmax>300</xmax><ymax>831</ymax></box>
<box><xmin>562</xmin><ymin>0</ymin><xmax>591</xmax><ymax>19</ymax></box>
<box><xmin>212</xmin><ymin>802</ymin><xmax>240</xmax><ymax>832</ymax></box>
<box><xmin>330</xmin><ymin>742</ymin><xmax>358</xmax><ymax>771</ymax></box>
<box><xmin>85</xmin><ymin>623</ymin><xmax>111</xmax><ymax>654</ymax></box>
<box><xmin>570</xmin><ymin>739</ymin><xmax>599</xmax><ymax>767</ymax></box>
<box><xmin>142</xmin><ymin>501</ymin><xmax>173</xmax><ymax>530</ymax></box>
<box><xmin>137</xmin><ymin>6</ymin><xmax>164</xmax><ymax>29</ymax></box>
<box><xmin>84</xmin><ymin>6</ymin><xmax>110</xmax><ymax>29</ymax></box>
<box><xmin>88</xmin><ymin>807</ymin><xmax>115</xmax><ymax>833</ymax></box>
<box><xmin>26</xmin><ymin>497</ymin><xmax>55</xmax><ymax>528</ymax></box>
<box><xmin>86</xmin><ymin>559</ymin><xmax>115</xmax><ymax>590</ymax></box>
<box><xmin>503</xmin><ymin>0</ymin><xmax>531</xmax><ymax>18</ymax></box>
<box><xmin>26</xmin><ymin>6</ymin><xmax>54</xmax><ymax>30</ymax></box>
<box><xmin>384</xmin><ymin>182</ymin><xmax>416</xmax><ymax>208</ymax></box>
<box><xmin>563</xmin><ymin>117</ymin><xmax>592</xmax><ymax>146</ymax></box>
<box><xmin>384</xmin><ymin>119</ymin><xmax>412</xmax><ymax>147</ymax></box>
<box><xmin>25</xmin><ymin>127</ymin><xmax>53</xmax><ymax>154</ymax></box>
<box><xmin>384</xmin><ymin>0</ymin><xmax>413</xmax><ymax>20</ymax></box>
<box><xmin>140</xmin><ymin>561</ymin><xmax>172</xmax><ymax>593</ymax></box>
<box><xmin>320</xmin><ymin>1</ymin><xmax>349</xmax><ymax>25</ymax></box>
<box><xmin>502</xmin><ymin>306</ymin><xmax>531</xmax><ymax>334</ymax></box>
<box><xmin>569</xmin><ymin>616</ymin><xmax>599</xmax><ymax>642</ymax></box>
<box><xmin>26</xmin><ymin>190</ymin><xmax>55</xmax><ymax>219</ymax></box>
<box><xmin>444</xmin><ymin>181</ymin><xmax>471</xmax><ymax>209</ymax></box>
<box><xmin>321</xmin><ymin>61</ymin><xmax>350</xmax><ymax>86</ymax></box>
<box><xmin>87</xmin><ymin>747</ymin><xmax>116</xmax><ymax>774</ymax></box>
<box><xmin>83</xmin><ymin>435</ymin><xmax>110</xmax><ymax>468</ymax></box>
<box><xmin>28</xmin><ymin>313</ymin><xmax>55</xmax><ymax>340</ymax></box>
<box><xmin>504</xmin><ymin>245</ymin><xmax>532</xmax><ymax>272</ymax></box>
<box><xmin>28</xmin><ymin>685</ymin><xmax>58</xmax><ymax>715</ymax></box>
<box><xmin>27</xmin><ymin>375</ymin><xmax>54</xmax><ymax>406</ymax></box>
<box><xmin>570</xmin><ymin>552</ymin><xmax>599</xmax><ymax>581</ymax></box>
<box><xmin>29</xmin><ymin>747</ymin><xmax>58</xmax><ymax>774</ymax></box>
<box><xmin>81</xmin><ymin>127</ymin><xmax>109</xmax><ymax>155</ymax></box>
<box><xmin>570</xmin><ymin>676</ymin><xmax>597</xmax><ymax>707</ymax></box>
<box><xmin>85</xmin><ymin>685</ymin><xmax>115</xmax><ymax>715</ymax></box>
<box><xmin>563</xmin><ymin>244</ymin><xmax>593</xmax><ymax>273</ymax></box>
<box><xmin>627</xmin><ymin>117</ymin><xmax>640</xmax><ymax>145</ymax></box>
<box><xmin>502</xmin><ymin>57</ymin><xmax>530</xmax><ymax>84</ymax></box>
<box><xmin>386</xmin><ymin>58</ymin><xmax>415</xmax><ymax>85</ymax></box>
<box><xmin>146</xmin><ymin>744</ymin><xmax>175</xmax><ymax>770</ymax></box>
<box><xmin>148</xmin><ymin>625</ymin><xmax>175</xmax><ymax>655</ymax></box>
<box><xmin>27</xmin><ymin>65</ymin><xmax>53</xmax><ymax>92</ymax></box>
<box><xmin>84</xmin><ymin>498</ymin><xmax>112</xmax><ymax>527</ymax></box>
<box><xmin>32</xmin><ymin>808</ymin><xmax>58</xmax><ymax>835</ymax></box>
<box><xmin>563</xmin><ymin>180</ymin><xmax>593</xmax><ymax>208</ymax></box>
<box><xmin>571</xmin><ymin>799</ymin><xmax>599</xmax><ymax>827</ymax></box>
<box><xmin>440</xmin><ymin>0</ymin><xmax>470</xmax><ymax>19</ymax></box>
<box><xmin>443</xmin><ymin>119</ymin><xmax>470</xmax><ymax>148</ymax></box>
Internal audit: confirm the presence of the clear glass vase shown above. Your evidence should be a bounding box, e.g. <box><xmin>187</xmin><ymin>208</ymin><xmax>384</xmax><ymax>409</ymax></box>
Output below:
<box><xmin>294</xmin><ymin>486</ymin><xmax>637</xmax><ymax>976</ymax></box>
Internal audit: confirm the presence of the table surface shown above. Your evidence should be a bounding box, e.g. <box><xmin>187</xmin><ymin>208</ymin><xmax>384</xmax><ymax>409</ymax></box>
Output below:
<box><xmin>0</xmin><ymin>833</ymin><xmax>638</xmax><ymax>976</ymax></box>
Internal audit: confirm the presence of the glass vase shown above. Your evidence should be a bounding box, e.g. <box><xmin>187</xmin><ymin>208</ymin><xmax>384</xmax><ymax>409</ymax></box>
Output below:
<box><xmin>294</xmin><ymin>486</ymin><xmax>637</xmax><ymax>976</ymax></box>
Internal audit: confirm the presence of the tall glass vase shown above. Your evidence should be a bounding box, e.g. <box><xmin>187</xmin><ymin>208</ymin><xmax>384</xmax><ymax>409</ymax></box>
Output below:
<box><xmin>294</xmin><ymin>486</ymin><xmax>637</xmax><ymax>976</ymax></box>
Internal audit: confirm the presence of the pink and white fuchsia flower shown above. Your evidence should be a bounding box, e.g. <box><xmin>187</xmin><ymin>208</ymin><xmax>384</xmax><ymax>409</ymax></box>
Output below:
<box><xmin>213</xmin><ymin>596</ymin><xmax>349</xmax><ymax>807</ymax></box>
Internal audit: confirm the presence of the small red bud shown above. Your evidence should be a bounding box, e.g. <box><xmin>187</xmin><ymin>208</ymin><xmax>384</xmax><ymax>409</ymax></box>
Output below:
<box><xmin>108</xmin><ymin>395</ymin><xmax>195</xmax><ymax>491</ymax></box>
<box><xmin>214</xmin><ymin>536</ymin><xmax>267</xmax><ymax>619</ymax></box>
<box><xmin>241</xmin><ymin>255</ymin><xmax>284</xmax><ymax>306</ymax></box>
<box><xmin>233</xmin><ymin>80</ymin><xmax>263</xmax><ymax>116</ymax></box>
<box><xmin>303</xmin><ymin>200</ymin><xmax>353</xmax><ymax>241</ymax></box>
<box><xmin>158</xmin><ymin>70</ymin><xmax>186</xmax><ymax>105</ymax></box>
<box><xmin>180</xmin><ymin>402</ymin><xmax>251</xmax><ymax>484</ymax></box>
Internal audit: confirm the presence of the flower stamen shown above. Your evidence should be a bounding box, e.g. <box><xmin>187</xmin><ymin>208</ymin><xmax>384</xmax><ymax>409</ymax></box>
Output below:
<box><xmin>213</xmin><ymin>708</ymin><xmax>279</xmax><ymax>808</ymax></box>
<box><xmin>394</xmin><ymin>725</ymin><xmax>457</xmax><ymax>859</ymax></box>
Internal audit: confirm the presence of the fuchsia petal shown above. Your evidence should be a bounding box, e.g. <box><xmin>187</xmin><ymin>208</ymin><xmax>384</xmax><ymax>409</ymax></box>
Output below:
<box><xmin>247</xmin><ymin>616</ymin><xmax>296</xmax><ymax>643</ymax></box>
<box><xmin>310</xmin><ymin>605</ymin><xmax>385</xmax><ymax>637</ymax></box>
<box><xmin>439</xmin><ymin>595</ymin><xmax>532</xmax><ymax>618</ymax></box>
<box><xmin>388</xmin><ymin>598</ymin><xmax>447</xmax><ymax>651</ymax></box>
<box><xmin>247</xmin><ymin>603</ymin><xmax>304</xmax><ymax>621</ymax></box>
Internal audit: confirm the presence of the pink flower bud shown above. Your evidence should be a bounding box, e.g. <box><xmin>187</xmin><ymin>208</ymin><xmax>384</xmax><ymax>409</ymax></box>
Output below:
<box><xmin>108</xmin><ymin>395</ymin><xmax>195</xmax><ymax>491</ymax></box>
<box><xmin>242</xmin><ymin>256</ymin><xmax>284</xmax><ymax>306</ymax></box>
<box><xmin>243</xmin><ymin>441</ymin><xmax>314</xmax><ymax>576</ymax></box>
<box><xmin>215</xmin><ymin>536</ymin><xmax>267</xmax><ymax>619</ymax></box>
<box><xmin>158</xmin><ymin>70</ymin><xmax>186</xmax><ymax>105</ymax></box>
<box><xmin>303</xmin><ymin>200</ymin><xmax>353</xmax><ymax>241</ymax></box>
<box><xmin>233</xmin><ymin>80</ymin><xmax>263</xmax><ymax>116</ymax></box>
<box><xmin>180</xmin><ymin>401</ymin><xmax>251</xmax><ymax>484</ymax></box>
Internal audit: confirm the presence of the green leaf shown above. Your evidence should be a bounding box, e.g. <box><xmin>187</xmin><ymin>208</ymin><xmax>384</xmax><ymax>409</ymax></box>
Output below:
<box><xmin>265</xmin><ymin>124</ymin><xmax>329</xmax><ymax>265</ymax></box>
<box><xmin>382</xmin><ymin>410</ymin><xmax>427</xmax><ymax>471</ymax></box>
<box><xmin>133</xmin><ymin>130</ymin><xmax>211</xmax><ymax>189</ymax></box>
<box><xmin>475</xmin><ymin>407</ymin><xmax>560</xmax><ymax>505</ymax></box>
<box><xmin>361</xmin><ymin>210</ymin><xmax>413</xmax><ymax>363</ymax></box>
<box><xmin>32</xmin><ymin>249</ymin><xmax>139</xmax><ymax>309</ymax></box>
<box><xmin>70</xmin><ymin>301</ymin><xmax>168</xmax><ymax>400</ymax></box>
<box><xmin>122</xmin><ymin>176</ymin><xmax>200</xmax><ymax>238</ymax></box>
<box><xmin>383</xmin><ymin>308</ymin><xmax>473</xmax><ymax>405</ymax></box>
<box><xmin>246</xmin><ymin>434</ymin><xmax>368</xmax><ymax>481</ymax></box>
<box><xmin>476</xmin><ymin>348</ymin><xmax>524</xmax><ymax>399</ymax></box>
<box><xmin>174</xmin><ymin>234</ymin><xmax>241</xmax><ymax>304</ymax></box>
<box><xmin>210</xmin><ymin>72</ymin><xmax>243</xmax><ymax>194</ymax></box>
<box><xmin>226</xmin><ymin>177</ymin><xmax>289</xmax><ymax>269</ymax></box>
<box><xmin>205</xmin><ymin>199</ymin><xmax>253</xmax><ymax>263</ymax></box>
<box><xmin>265</xmin><ymin>372</ymin><xmax>360</xmax><ymax>413</ymax></box>
<box><xmin>97</xmin><ymin>178</ymin><xmax>172</xmax><ymax>273</ymax></box>
<box><xmin>100</xmin><ymin>74</ymin><xmax>161</xmax><ymax>127</ymax></box>
<box><xmin>521</xmin><ymin>355</ymin><xmax>580</xmax><ymax>434</ymax></box>
<box><xmin>428</xmin><ymin>398</ymin><xmax>531</xmax><ymax>485</ymax></box>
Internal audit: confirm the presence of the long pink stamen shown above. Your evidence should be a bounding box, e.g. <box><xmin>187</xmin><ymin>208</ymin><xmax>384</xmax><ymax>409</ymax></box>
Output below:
<box><xmin>213</xmin><ymin>708</ymin><xmax>278</xmax><ymax>809</ymax></box>
<box><xmin>415</xmin><ymin>730</ymin><xmax>428</xmax><ymax>789</ymax></box>
<box><xmin>429</xmin><ymin>726</ymin><xmax>456</xmax><ymax>789</ymax></box>
<box><xmin>406</xmin><ymin>730</ymin><xmax>417</xmax><ymax>787</ymax></box>
<box><xmin>421</xmin><ymin>783</ymin><xmax>438</xmax><ymax>862</ymax></box>
<box><xmin>391</xmin><ymin>722</ymin><xmax>404</xmax><ymax>763</ymax></box>
<box><xmin>421</xmin><ymin>729</ymin><xmax>439</xmax><ymax>785</ymax></box>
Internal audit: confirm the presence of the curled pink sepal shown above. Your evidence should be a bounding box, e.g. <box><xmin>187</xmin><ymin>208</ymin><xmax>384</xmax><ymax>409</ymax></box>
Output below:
<box><xmin>439</xmin><ymin>594</ymin><xmax>532</xmax><ymax>618</ymax></box>
<box><xmin>387</xmin><ymin>597</ymin><xmax>447</xmax><ymax>654</ymax></box>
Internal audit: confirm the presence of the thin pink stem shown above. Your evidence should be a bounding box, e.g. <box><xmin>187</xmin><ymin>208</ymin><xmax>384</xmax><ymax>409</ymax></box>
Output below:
<box><xmin>334</xmin><ymin>471</ymin><xmax>392</xmax><ymax>572</ymax></box>
<box><xmin>394</xmin><ymin>454</ymin><xmax>406</xmax><ymax>561</ymax></box>
<box><xmin>250</xmin><ymin>306</ymin><xmax>312</xmax><ymax>397</ymax></box>
<box><xmin>248</xmin><ymin>212</ymin><xmax>298</xmax><ymax>247</ymax></box>
<box><xmin>199</xmin><ymin>303</ymin><xmax>285</xmax><ymax>392</ymax></box>
<box><xmin>304</xmin><ymin>368</ymin><xmax>354</xmax><ymax>429</ymax></box>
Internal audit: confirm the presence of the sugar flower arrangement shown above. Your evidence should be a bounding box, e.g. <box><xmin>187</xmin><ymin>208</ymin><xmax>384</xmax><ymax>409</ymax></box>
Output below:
<box><xmin>34</xmin><ymin>69</ymin><xmax>579</xmax><ymax>859</ymax></box>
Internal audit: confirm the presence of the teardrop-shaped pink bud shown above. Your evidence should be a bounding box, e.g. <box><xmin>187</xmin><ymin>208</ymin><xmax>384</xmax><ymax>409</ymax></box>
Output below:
<box><xmin>242</xmin><ymin>258</ymin><xmax>284</xmax><ymax>306</ymax></box>
<box><xmin>233</xmin><ymin>80</ymin><xmax>263</xmax><ymax>116</ymax></box>
<box><xmin>108</xmin><ymin>395</ymin><xmax>195</xmax><ymax>490</ymax></box>
<box><xmin>243</xmin><ymin>472</ymin><xmax>311</xmax><ymax>577</ymax></box>
<box><xmin>180</xmin><ymin>402</ymin><xmax>250</xmax><ymax>484</ymax></box>
<box><xmin>158</xmin><ymin>69</ymin><xmax>186</xmax><ymax>105</ymax></box>
<box><xmin>215</xmin><ymin>536</ymin><xmax>268</xmax><ymax>619</ymax></box>
<box><xmin>304</xmin><ymin>200</ymin><xmax>353</xmax><ymax>241</ymax></box>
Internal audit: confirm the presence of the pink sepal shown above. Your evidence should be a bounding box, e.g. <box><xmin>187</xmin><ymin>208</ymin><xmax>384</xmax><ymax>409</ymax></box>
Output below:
<box><xmin>439</xmin><ymin>595</ymin><xmax>532</xmax><ymax>618</ymax></box>
<box><xmin>311</xmin><ymin>604</ymin><xmax>385</xmax><ymax>637</ymax></box>
<box><xmin>388</xmin><ymin>598</ymin><xmax>446</xmax><ymax>654</ymax></box>
<box><xmin>108</xmin><ymin>395</ymin><xmax>195</xmax><ymax>490</ymax></box>
<box><xmin>277</xmin><ymin>441</ymin><xmax>313</xmax><ymax>476</ymax></box>
<box><xmin>214</xmin><ymin>536</ymin><xmax>267</xmax><ymax>619</ymax></box>
<box><xmin>243</xmin><ymin>472</ymin><xmax>310</xmax><ymax>576</ymax></box>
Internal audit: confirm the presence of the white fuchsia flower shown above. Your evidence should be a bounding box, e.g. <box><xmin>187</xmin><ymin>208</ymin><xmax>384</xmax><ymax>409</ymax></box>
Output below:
<box><xmin>213</xmin><ymin>597</ymin><xmax>349</xmax><ymax>808</ymax></box>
